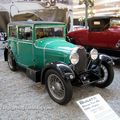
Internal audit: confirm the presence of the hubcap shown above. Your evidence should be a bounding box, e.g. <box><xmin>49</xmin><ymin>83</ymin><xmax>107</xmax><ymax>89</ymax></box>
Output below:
<box><xmin>47</xmin><ymin>74</ymin><xmax>65</xmax><ymax>100</ymax></box>
<box><xmin>97</xmin><ymin>65</ymin><xmax>108</xmax><ymax>84</ymax></box>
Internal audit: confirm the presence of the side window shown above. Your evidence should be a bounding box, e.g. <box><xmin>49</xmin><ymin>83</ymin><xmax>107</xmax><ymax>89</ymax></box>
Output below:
<box><xmin>36</xmin><ymin>28</ymin><xmax>44</xmax><ymax>39</ymax></box>
<box><xmin>9</xmin><ymin>26</ymin><xmax>17</xmax><ymax>38</ymax></box>
<box><xmin>89</xmin><ymin>19</ymin><xmax>109</xmax><ymax>32</ymax></box>
<box><xmin>18</xmin><ymin>27</ymin><xmax>32</xmax><ymax>40</ymax></box>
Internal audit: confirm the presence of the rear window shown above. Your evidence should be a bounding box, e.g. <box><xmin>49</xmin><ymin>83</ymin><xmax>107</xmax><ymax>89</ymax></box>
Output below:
<box><xmin>93</xmin><ymin>21</ymin><xmax>101</xmax><ymax>25</ymax></box>
<box><xmin>110</xmin><ymin>18</ymin><xmax>120</xmax><ymax>27</ymax></box>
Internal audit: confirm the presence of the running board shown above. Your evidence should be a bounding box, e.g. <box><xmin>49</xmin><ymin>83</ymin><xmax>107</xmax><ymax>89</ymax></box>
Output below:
<box><xmin>26</xmin><ymin>67</ymin><xmax>41</xmax><ymax>82</ymax></box>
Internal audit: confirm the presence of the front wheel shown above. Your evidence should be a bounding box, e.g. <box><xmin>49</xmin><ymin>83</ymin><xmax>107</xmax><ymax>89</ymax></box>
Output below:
<box><xmin>45</xmin><ymin>69</ymin><xmax>73</xmax><ymax>105</ymax></box>
<box><xmin>93</xmin><ymin>61</ymin><xmax>114</xmax><ymax>88</ymax></box>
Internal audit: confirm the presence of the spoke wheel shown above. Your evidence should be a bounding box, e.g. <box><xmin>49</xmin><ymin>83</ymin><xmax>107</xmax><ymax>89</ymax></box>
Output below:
<box><xmin>97</xmin><ymin>64</ymin><xmax>109</xmax><ymax>84</ymax></box>
<box><xmin>48</xmin><ymin>74</ymin><xmax>65</xmax><ymax>100</ymax></box>
<box><xmin>45</xmin><ymin>69</ymin><xmax>73</xmax><ymax>105</ymax></box>
<box><xmin>93</xmin><ymin>61</ymin><xmax>114</xmax><ymax>88</ymax></box>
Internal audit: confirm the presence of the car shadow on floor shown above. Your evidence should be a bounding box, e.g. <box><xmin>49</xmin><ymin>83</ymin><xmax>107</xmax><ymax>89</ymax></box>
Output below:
<box><xmin>114</xmin><ymin>59</ymin><xmax>120</xmax><ymax>68</ymax></box>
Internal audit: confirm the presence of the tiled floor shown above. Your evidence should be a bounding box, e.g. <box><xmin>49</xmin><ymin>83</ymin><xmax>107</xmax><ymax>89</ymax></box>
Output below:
<box><xmin>0</xmin><ymin>49</ymin><xmax>120</xmax><ymax>120</ymax></box>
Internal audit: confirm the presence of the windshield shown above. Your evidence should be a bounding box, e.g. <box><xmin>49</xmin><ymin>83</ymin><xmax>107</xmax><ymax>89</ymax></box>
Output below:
<box><xmin>36</xmin><ymin>27</ymin><xmax>64</xmax><ymax>39</ymax></box>
<box><xmin>110</xmin><ymin>18</ymin><xmax>120</xmax><ymax>27</ymax></box>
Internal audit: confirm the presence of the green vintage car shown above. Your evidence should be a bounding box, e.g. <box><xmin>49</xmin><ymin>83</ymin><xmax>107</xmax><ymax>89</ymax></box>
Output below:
<box><xmin>4</xmin><ymin>21</ymin><xmax>114</xmax><ymax>105</ymax></box>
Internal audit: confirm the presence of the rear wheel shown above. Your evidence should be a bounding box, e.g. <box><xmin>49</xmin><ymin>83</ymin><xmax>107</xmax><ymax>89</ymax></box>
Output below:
<box><xmin>45</xmin><ymin>69</ymin><xmax>73</xmax><ymax>105</ymax></box>
<box><xmin>8</xmin><ymin>51</ymin><xmax>16</xmax><ymax>71</ymax></box>
<box><xmin>93</xmin><ymin>61</ymin><xmax>114</xmax><ymax>88</ymax></box>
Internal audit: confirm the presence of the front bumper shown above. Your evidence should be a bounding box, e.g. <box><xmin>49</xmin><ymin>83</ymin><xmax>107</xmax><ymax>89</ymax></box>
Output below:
<box><xmin>71</xmin><ymin>54</ymin><xmax>114</xmax><ymax>85</ymax></box>
<box><xmin>73</xmin><ymin>65</ymin><xmax>101</xmax><ymax>85</ymax></box>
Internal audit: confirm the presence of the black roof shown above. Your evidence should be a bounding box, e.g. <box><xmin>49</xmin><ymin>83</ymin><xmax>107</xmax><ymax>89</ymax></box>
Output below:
<box><xmin>8</xmin><ymin>21</ymin><xmax>65</xmax><ymax>26</ymax></box>
<box><xmin>88</xmin><ymin>16</ymin><xmax>120</xmax><ymax>20</ymax></box>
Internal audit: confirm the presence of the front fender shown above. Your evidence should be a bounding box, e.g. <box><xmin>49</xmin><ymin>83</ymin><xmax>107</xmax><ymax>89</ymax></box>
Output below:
<box><xmin>4</xmin><ymin>47</ymin><xmax>8</xmax><ymax>61</ymax></box>
<box><xmin>41</xmin><ymin>62</ymin><xmax>75</xmax><ymax>84</ymax></box>
<box><xmin>99</xmin><ymin>54</ymin><xmax>114</xmax><ymax>65</ymax></box>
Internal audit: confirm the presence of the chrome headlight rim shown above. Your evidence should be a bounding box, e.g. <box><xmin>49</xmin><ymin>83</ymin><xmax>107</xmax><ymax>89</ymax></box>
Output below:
<box><xmin>70</xmin><ymin>47</ymin><xmax>80</xmax><ymax>65</ymax></box>
<box><xmin>90</xmin><ymin>48</ymin><xmax>98</xmax><ymax>60</ymax></box>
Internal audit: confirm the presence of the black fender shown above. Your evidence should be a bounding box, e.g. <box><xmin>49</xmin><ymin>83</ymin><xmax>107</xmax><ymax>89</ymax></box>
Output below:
<box><xmin>66</xmin><ymin>36</ymin><xmax>75</xmax><ymax>44</ymax></box>
<box><xmin>4</xmin><ymin>47</ymin><xmax>8</xmax><ymax>61</ymax></box>
<box><xmin>41</xmin><ymin>62</ymin><xmax>75</xmax><ymax>84</ymax></box>
<box><xmin>99</xmin><ymin>54</ymin><xmax>114</xmax><ymax>65</ymax></box>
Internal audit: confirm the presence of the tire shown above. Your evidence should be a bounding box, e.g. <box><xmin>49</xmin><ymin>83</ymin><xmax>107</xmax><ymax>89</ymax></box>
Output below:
<box><xmin>45</xmin><ymin>69</ymin><xmax>73</xmax><ymax>105</ymax></box>
<box><xmin>93</xmin><ymin>61</ymin><xmax>114</xmax><ymax>88</ymax></box>
<box><xmin>8</xmin><ymin>51</ymin><xmax>16</xmax><ymax>71</ymax></box>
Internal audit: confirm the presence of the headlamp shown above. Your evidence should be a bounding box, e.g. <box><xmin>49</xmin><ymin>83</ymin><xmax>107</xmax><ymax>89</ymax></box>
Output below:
<box><xmin>70</xmin><ymin>47</ymin><xmax>79</xmax><ymax>65</ymax></box>
<box><xmin>90</xmin><ymin>48</ymin><xmax>98</xmax><ymax>60</ymax></box>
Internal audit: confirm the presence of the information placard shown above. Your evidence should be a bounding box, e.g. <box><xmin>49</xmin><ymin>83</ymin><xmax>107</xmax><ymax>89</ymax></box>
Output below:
<box><xmin>77</xmin><ymin>94</ymin><xmax>120</xmax><ymax>120</ymax></box>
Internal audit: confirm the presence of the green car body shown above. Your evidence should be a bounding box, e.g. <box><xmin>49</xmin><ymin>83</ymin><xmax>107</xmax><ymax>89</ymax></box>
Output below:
<box><xmin>4</xmin><ymin>21</ymin><xmax>114</xmax><ymax>105</ymax></box>
<box><xmin>7</xmin><ymin>21</ymin><xmax>75</xmax><ymax>69</ymax></box>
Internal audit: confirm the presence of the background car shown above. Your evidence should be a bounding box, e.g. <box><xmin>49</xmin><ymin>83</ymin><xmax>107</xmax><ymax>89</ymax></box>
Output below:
<box><xmin>73</xmin><ymin>25</ymin><xmax>84</xmax><ymax>31</ymax></box>
<box><xmin>0</xmin><ymin>32</ymin><xmax>7</xmax><ymax>49</ymax></box>
<box><xmin>67</xmin><ymin>16</ymin><xmax>120</xmax><ymax>58</ymax></box>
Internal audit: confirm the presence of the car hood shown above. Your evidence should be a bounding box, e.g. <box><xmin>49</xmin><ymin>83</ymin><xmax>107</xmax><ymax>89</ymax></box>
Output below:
<box><xmin>35</xmin><ymin>37</ymin><xmax>76</xmax><ymax>54</ymax></box>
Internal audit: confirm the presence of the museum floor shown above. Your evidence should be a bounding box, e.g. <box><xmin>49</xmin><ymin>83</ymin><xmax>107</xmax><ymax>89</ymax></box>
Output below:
<box><xmin>0</xmin><ymin>49</ymin><xmax>120</xmax><ymax>120</ymax></box>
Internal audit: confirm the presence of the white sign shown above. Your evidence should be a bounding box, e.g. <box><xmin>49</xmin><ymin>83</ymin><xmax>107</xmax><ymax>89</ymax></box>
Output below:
<box><xmin>77</xmin><ymin>94</ymin><xmax>120</xmax><ymax>120</ymax></box>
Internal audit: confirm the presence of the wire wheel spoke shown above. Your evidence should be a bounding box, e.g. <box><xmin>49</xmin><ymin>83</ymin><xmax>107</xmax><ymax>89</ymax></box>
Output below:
<box><xmin>97</xmin><ymin>65</ymin><xmax>108</xmax><ymax>84</ymax></box>
<box><xmin>8</xmin><ymin>53</ymin><xmax>13</xmax><ymax>68</ymax></box>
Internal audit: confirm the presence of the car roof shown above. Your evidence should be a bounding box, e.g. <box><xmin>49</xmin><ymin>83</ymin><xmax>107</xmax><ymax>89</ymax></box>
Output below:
<box><xmin>88</xmin><ymin>16</ymin><xmax>120</xmax><ymax>20</ymax></box>
<box><xmin>8</xmin><ymin>21</ymin><xmax>65</xmax><ymax>26</ymax></box>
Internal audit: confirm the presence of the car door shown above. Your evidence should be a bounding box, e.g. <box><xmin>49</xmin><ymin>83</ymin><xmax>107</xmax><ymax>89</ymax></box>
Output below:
<box><xmin>88</xmin><ymin>30</ymin><xmax>109</xmax><ymax>48</ymax></box>
<box><xmin>8</xmin><ymin>25</ymin><xmax>17</xmax><ymax>58</ymax></box>
<box><xmin>88</xmin><ymin>19</ymin><xmax>110</xmax><ymax>49</ymax></box>
<box><xmin>17</xmin><ymin>26</ymin><xmax>33</xmax><ymax>67</ymax></box>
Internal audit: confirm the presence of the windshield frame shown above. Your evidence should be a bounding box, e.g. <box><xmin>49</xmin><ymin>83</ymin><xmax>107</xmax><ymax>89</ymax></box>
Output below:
<box><xmin>110</xmin><ymin>18</ymin><xmax>120</xmax><ymax>27</ymax></box>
